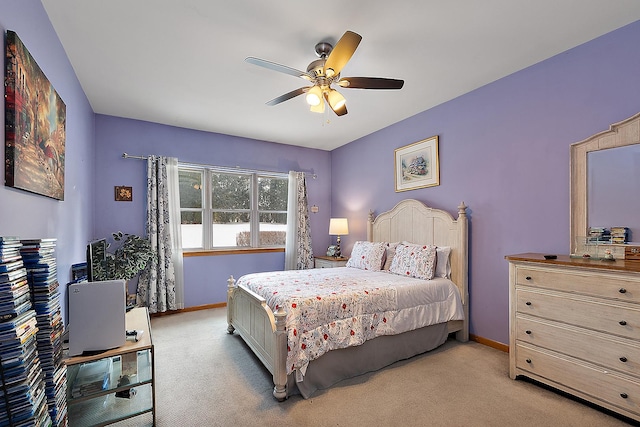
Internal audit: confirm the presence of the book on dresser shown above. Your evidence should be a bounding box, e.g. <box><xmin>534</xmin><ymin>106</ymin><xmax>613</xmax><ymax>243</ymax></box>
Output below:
<box><xmin>506</xmin><ymin>253</ymin><xmax>640</xmax><ymax>423</ymax></box>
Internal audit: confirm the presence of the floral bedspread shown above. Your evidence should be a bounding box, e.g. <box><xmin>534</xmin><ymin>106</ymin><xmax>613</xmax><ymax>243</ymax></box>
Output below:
<box><xmin>236</xmin><ymin>267</ymin><xmax>459</xmax><ymax>376</ymax></box>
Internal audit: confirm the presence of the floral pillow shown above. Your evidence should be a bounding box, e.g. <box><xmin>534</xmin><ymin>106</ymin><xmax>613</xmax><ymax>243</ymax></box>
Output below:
<box><xmin>389</xmin><ymin>243</ymin><xmax>437</xmax><ymax>280</ymax></box>
<box><xmin>346</xmin><ymin>241</ymin><xmax>387</xmax><ymax>271</ymax></box>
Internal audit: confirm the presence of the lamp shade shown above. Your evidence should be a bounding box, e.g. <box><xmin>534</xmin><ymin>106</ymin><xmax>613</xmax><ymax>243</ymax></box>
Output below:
<box><xmin>306</xmin><ymin>85</ymin><xmax>323</xmax><ymax>106</ymax></box>
<box><xmin>327</xmin><ymin>89</ymin><xmax>346</xmax><ymax>110</ymax></box>
<box><xmin>329</xmin><ymin>218</ymin><xmax>349</xmax><ymax>236</ymax></box>
<box><xmin>310</xmin><ymin>98</ymin><xmax>325</xmax><ymax>113</ymax></box>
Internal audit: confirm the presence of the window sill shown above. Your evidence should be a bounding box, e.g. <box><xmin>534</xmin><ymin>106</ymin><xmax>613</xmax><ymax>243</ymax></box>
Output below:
<box><xmin>183</xmin><ymin>247</ymin><xmax>285</xmax><ymax>257</ymax></box>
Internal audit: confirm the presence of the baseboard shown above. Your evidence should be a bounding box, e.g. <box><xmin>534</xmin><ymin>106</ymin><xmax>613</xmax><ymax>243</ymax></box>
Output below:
<box><xmin>150</xmin><ymin>308</ymin><xmax>509</xmax><ymax>354</ymax></box>
<box><xmin>470</xmin><ymin>334</ymin><xmax>509</xmax><ymax>353</ymax></box>
<box><xmin>150</xmin><ymin>302</ymin><xmax>227</xmax><ymax>317</ymax></box>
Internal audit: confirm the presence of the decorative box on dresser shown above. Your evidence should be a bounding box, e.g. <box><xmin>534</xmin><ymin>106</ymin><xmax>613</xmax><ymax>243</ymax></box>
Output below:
<box><xmin>314</xmin><ymin>256</ymin><xmax>348</xmax><ymax>268</ymax></box>
<box><xmin>506</xmin><ymin>253</ymin><xmax>640</xmax><ymax>422</ymax></box>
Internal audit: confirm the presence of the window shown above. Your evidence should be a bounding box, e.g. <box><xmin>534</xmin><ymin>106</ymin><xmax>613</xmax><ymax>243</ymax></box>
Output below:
<box><xmin>178</xmin><ymin>166</ymin><xmax>288</xmax><ymax>250</ymax></box>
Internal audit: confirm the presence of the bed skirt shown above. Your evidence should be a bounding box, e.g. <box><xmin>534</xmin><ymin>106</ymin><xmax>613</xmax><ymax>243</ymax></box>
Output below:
<box><xmin>287</xmin><ymin>322</ymin><xmax>449</xmax><ymax>398</ymax></box>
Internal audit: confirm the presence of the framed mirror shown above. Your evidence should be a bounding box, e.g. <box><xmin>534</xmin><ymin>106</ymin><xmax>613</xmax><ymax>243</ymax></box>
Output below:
<box><xmin>570</xmin><ymin>112</ymin><xmax>640</xmax><ymax>255</ymax></box>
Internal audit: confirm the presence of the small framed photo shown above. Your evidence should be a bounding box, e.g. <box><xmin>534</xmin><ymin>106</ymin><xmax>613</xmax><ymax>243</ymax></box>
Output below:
<box><xmin>394</xmin><ymin>135</ymin><xmax>439</xmax><ymax>192</ymax></box>
<box><xmin>115</xmin><ymin>186</ymin><xmax>133</xmax><ymax>201</ymax></box>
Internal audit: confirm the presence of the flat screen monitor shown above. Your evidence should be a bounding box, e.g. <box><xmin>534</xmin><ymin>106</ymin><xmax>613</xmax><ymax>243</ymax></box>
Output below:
<box><xmin>86</xmin><ymin>238</ymin><xmax>106</xmax><ymax>282</ymax></box>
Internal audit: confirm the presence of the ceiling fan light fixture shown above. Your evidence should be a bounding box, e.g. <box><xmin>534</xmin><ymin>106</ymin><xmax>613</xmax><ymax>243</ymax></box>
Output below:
<box><xmin>310</xmin><ymin>99</ymin><xmax>325</xmax><ymax>114</ymax></box>
<box><xmin>327</xmin><ymin>89</ymin><xmax>346</xmax><ymax>110</ymax></box>
<box><xmin>306</xmin><ymin>85</ymin><xmax>323</xmax><ymax>106</ymax></box>
<box><xmin>246</xmin><ymin>30</ymin><xmax>403</xmax><ymax>117</ymax></box>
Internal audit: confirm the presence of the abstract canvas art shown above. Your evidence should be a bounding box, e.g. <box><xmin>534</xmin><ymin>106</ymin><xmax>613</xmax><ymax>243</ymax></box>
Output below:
<box><xmin>5</xmin><ymin>30</ymin><xmax>66</xmax><ymax>200</ymax></box>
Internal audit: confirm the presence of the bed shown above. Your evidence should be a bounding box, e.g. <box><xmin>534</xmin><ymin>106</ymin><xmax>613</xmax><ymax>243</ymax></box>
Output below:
<box><xmin>226</xmin><ymin>199</ymin><xmax>469</xmax><ymax>400</ymax></box>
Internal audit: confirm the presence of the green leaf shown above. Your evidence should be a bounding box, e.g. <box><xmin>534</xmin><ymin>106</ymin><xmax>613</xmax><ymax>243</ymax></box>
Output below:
<box><xmin>96</xmin><ymin>231</ymin><xmax>155</xmax><ymax>281</ymax></box>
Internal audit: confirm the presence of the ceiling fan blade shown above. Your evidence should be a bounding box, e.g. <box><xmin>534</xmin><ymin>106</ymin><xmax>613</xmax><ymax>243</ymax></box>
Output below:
<box><xmin>337</xmin><ymin>77</ymin><xmax>404</xmax><ymax>90</ymax></box>
<box><xmin>324</xmin><ymin>91</ymin><xmax>348</xmax><ymax>116</ymax></box>
<box><xmin>266</xmin><ymin>87</ymin><xmax>308</xmax><ymax>106</ymax></box>
<box><xmin>246</xmin><ymin>57</ymin><xmax>313</xmax><ymax>81</ymax></box>
<box><xmin>324</xmin><ymin>31</ymin><xmax>362</xmax><ymax>78</ymax></box>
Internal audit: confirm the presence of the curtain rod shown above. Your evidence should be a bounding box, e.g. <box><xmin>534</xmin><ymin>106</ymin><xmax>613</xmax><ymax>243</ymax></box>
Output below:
<box><xmin>122</xmin><ymin>152</ymin><xmax>317</xmax><ymax>179</ymax></box>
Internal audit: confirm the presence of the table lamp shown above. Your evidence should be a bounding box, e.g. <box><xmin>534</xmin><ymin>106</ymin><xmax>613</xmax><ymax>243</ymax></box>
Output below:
<box><xmin>329</xmin><ymin>218</ymin><xmax>349</xmax><ymax>257</ymax></box>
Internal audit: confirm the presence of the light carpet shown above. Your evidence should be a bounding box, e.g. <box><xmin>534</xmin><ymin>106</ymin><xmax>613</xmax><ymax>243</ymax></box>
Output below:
<box><xmin>114</xmin><ymin>308</ymin><xmax>634</xmax><ymax>426</ymax></box>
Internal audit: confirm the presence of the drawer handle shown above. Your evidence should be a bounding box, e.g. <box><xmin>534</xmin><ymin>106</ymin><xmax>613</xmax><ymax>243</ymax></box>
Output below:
<box><xmin>526</xmin><ymin>358</ymin><xmax>532</xmax><ymax>364</ymax></box>
<box><xmin>619</xmin><ymin>288</ymin><xmax>627</xmax><ymax>294</ymax></box>
<box><xmin>619</xmin><ymin>320</ymin><xmax>627</xmax><ymax>326</ymax></box>
<box><xmin>525</xmin><ymin>301</ymin><xmax>532</xmax><ymax>306</ymax></box>
<box><xmin>525</xmin><ymin>330</ymin><xmax>532</xmax><ymax>335</ymax></box>
<box><xmin>525</xmin><ymin>276</ymin><xmax>532</xmax><ymax>281</ymax></box>
<box><xmin>620</xmin><ymin>393</ymin><xmax>628</xmax><ymax>399</ymax></box>
<box><xmin>620</xmin><ymin>357</ymin><xmax>628</xmax><ymax>363</ymax></box>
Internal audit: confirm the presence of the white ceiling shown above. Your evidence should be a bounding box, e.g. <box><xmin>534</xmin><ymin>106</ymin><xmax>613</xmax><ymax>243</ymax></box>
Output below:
<box><xmin>41</xmin><ymin>1</ymin><xmax>640</xmax><ymax>151</ymax></box>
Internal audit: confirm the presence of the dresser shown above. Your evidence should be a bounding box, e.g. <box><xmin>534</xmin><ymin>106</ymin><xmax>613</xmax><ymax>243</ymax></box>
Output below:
<box><xmin>506</xmin><ymin>253</ymin><xmax>640</xmax><ymax>422</ymax></box>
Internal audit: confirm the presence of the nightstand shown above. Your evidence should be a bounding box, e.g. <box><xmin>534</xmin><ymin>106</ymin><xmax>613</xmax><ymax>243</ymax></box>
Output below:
<box><xmin>314</xmin><ymin>255</ymin><xmax>349</xmax><ymax>268</ymax></box>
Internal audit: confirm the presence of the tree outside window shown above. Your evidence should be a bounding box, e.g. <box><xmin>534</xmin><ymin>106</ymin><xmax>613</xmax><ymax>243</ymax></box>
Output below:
<box><xmin>178</xmin><ymin>166</ymin><xmax>288</xmax><ymax>250</ymax></box>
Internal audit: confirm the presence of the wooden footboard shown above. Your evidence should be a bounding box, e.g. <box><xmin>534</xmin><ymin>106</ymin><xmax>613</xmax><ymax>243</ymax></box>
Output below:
<box><xmin>227</xmin><ymin>276</ymin><xmax>288</xmax><ymax>400</ymax></box>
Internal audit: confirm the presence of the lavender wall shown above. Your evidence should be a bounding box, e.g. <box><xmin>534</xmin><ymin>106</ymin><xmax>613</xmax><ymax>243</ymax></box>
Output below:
<box><xmin>6</xmin><ymin>2</ymin><xmax>638</xmax><ymax>345</ymax></box>
<box><xmin>94</xmin><ymin>115</ymin><xmax>332</xmax><ymax>307</ymax></box>
<box><xmin>331</xmin><ymin>20</ymin><xmax>640</xmax><ymax>345</ymax></box>
<box><xmin>0</xmin><ymin>1</ymin><xmax>95</xmax><ymax>324</ymax></box>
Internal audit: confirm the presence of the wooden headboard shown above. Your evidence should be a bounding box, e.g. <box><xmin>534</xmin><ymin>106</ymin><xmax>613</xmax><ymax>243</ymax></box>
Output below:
<box><xmin>366</xmin><ymin>199</ymin><xmax>469</xmax><ymax>334</ymax></box>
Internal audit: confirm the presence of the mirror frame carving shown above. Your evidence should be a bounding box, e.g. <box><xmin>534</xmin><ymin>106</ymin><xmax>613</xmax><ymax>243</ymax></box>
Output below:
<box><xmin>570</xmin><ymin>112</ymin><xmax>640</xmax><ymax>254</ymax></box>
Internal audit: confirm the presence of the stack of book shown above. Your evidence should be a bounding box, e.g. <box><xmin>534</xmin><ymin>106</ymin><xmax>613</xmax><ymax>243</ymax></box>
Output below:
<box><xmin>70</xmin><ymin>358</ymin><xmax>113</xmax><ymax>398</ymax></box>
<box><xmin>588</xmin><ymin>227</ymin><xmax>611</xmax><ymax>242</ymax></box>
<box><xmin>0</xmin><ymin>237</ymin><xmax>52</xmax><ymax>427</ymax></box>
<box><xmin>610</xmin><ymin>227</ymin><xmax>630</xmax><ymax>244</ymax></box>
<box><xmin>0</xmin><ymin>237</ymin><xmax>30</xmax><ymax>322</ymax></box>
<box><xmin>20</xmin><ymin>238</ymin><xmax>67</xmax><ymax>427</ymax></box>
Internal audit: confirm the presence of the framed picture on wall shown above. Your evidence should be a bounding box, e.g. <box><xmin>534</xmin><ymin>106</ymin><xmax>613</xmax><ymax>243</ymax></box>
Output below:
<box><xmin>394</xmin><ymin>135</ymin><xmax>439</xmax><ymax>192</ymax></box>
<box><xmin>115</xmin><ymin>186</ymin><xmax>133</xmax><ymax>201</ymax></box>
<box><xmin>5</xmin><ymin>31</ymin><xmax>66</xmax><ymax>200</ymax></box>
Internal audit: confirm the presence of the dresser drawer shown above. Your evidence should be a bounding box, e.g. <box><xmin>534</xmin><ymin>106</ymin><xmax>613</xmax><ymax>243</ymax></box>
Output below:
<box><xmin>515</xmin><ymin>265</ymin><xmax>640</xmax><ymax>303</ymax></box>
<box><xmin>516</xmin><ymin>288</ymin><xmax>640</xmax><ymax>340</ymax></box>
<box><xmin>515</xmin><ymin>343</ymin><xmax>640</xmax><ymax>417</ymax></box>
<box><xmin>515</xmin><ymin>314</ymin><xmax>640</xmax><ymax>377</ymax></box>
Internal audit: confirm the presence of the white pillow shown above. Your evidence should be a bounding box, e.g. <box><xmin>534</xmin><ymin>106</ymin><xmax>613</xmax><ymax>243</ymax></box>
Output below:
<box><xmin>389</xmin><ymin>243</ymin><xmax>437</xmax><ymax>280</ymax></box>
<box><xmin>435</xmin><ymin>246</ymin><xmax>452</xmax><ymax>279</ymax></box>
<box><xmin>346</xmin><ymin>241</ymin><xmax>387</xmax><ymax>271</ymax></box>
<box><xmin>382</xmin><ymin>241</ymin><xmax>400</xmax><ymax>270</ymax></box>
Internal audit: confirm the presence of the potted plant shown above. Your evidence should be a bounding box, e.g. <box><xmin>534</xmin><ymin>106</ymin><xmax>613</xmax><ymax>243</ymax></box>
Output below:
<box><xmin>92</xmin><ymin>232</ymin><xmax>154</xmax><ymax>281</ymax></box>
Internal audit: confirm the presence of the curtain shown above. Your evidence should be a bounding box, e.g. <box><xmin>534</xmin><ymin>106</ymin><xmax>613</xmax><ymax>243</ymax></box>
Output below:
<box><xmin>137</xmin><ymin>156</ymin><xmax>185</xmax><ymax>313</ymax></box>
<box><xmin>285</xmin><ymin>171</ymin><xmax>314</xmax><ymax>270</ymax></box>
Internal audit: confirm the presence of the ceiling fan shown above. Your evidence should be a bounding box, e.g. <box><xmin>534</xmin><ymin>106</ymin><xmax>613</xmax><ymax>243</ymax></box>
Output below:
<box><xmin>246</xmin><ymin>30</ymin><xmax>404</xmax><ymax>116</ymax></box>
